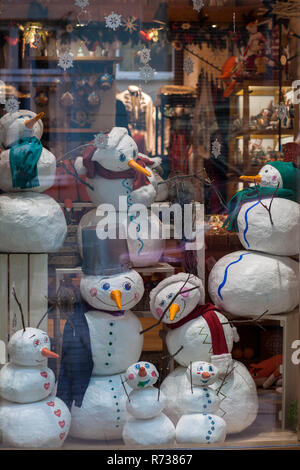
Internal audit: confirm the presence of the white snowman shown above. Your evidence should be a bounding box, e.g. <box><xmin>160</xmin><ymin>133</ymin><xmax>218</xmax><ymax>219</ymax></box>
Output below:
<box><xmin>56</xmin><ymin>229</ymin><xmax>145</xmax><ymax>440</ymax></box>
<box><xmin>149</xmin><ymin>272</ymin><xmax>259</xmax><ymax>434</ymax></box>
<box><xmin>175</xmin><ymin>361</ymin><xmax>227</xmax><ymax>444</ymax></box>
<box><xmin>122</xmin><ymin>361</ymin><xmax>175</xmax><ymax>446</ymax></box>
<box><xmin>0</xmin><ymin>110</ymin><xmax>67</xmax><ymax>252</ymax></box>
<box><xmin>0</xmin><ymin>327</ymin><xmax>71</xmax><ymax>448</ymax></box>
<box><xmin>75</xmin><ymin>127</ymin><xmax>165</xmax><ymax>267</ymax></box>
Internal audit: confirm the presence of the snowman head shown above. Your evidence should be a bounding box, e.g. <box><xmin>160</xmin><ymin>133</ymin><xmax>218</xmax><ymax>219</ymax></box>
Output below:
<box><xmin>125</xmin><ymin>361</ymin><xmax>159</xmax><ymax>390</ymax></box>
<box><xmin>0</xmin><ymin>110</ymin><xmax>44</xmax><ymax>148</ymax></box>
<box><xmin>187</xmin><ymin>361</ymin><xmax>219</xmax><ymax>387</ymax></box>
<box><xmin>91</xmin><ymin>127</ymin><xmax>150</xmax><ymax>177</ymax></box>
<box><xmin>149</xmin><ymin>273</ymin><xmax>205</xmax><ymax>324</ymax></box>
<box><xmin>240</xmin><ymin>163</ymin><xmax>283</xmax><ymax>189</ymax></box>
<box><xmin>80</xmin><ymin>269</ymin><xmax>144</xmax><ymax>312</ymax></box>
<box><xmin>8</xmin><ymin>327</ymin><xmax>59</xmax><ymax>366</ymax></box>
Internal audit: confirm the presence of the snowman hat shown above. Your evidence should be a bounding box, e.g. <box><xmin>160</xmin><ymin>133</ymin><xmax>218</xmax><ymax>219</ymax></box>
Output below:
<box><xmin>149</xmin><ymin>272</ymin><xmax>205</xmax><ymax>312</ymax></box>
<box><xmin>0</xmin><ymin>109</ymin><xmax>44</xmax><ymax>146</ymax></box>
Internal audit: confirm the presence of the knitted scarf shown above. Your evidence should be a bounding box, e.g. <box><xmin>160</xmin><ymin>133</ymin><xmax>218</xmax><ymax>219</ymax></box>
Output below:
<box><xmin>9</xmin><ymin>136</ymin><xmax>42</xmax><ymax>189</ymax></box>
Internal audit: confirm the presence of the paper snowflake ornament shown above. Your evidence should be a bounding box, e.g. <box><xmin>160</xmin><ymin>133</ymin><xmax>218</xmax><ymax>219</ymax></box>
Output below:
<box><xmin>105</xmin><ymin>12</ymin><xmax>122</xmax><ymax>31</ymax></box>
<box><xmin>94</xmin><ymin>133</ymin><xmax>109</xmax><ymax>149</ymax></box>
<box><xmin>58</xmin><ymin>52</ymin><xmax>74</xmax><ymax>71</ymax></box>
<box><xmin>139</xmin><ymin>64</ymin><xmax>156</xmax><ymax>83</ymax></box>
<box><xmin>140</xmin><ymin>46</ymin><xmax>151</xmax><ymax>65</ymax></box>
<box><xmin>192</xmin><ymin>0</ymin><xmax>204</xmax><ymax>12</ymax></box>
<box><xmin>77</xmin><ymin>9</ymin><xmax>92</xmax><ymax>26</ymax></box>
<box><xmin>5</xmin><ymin>97</ymin><xmax>20</xmax><ymax>115</ymax></box>
<box><xmin>211</xmin><ymin>138</ymin><xmax>221</xmax><ymax>159</ymax></box>
<box><xmin>277</xmin><ymin>103</ymin><xmax>288</xmax><ymax>121</ymax></box>
<box><xmin>123</xmin><ymin>16</ymin><xmax>138</xmax><ymax>33</ymax></box>
<box><xmin>183</xmin><ymin>56</ymin><xmax>194</xmax><ymax>75</ymax></box>
<box><xmin>75</xmin><ymin>0</ymin><xmax>89</xmax><ymax>8</ymax></box>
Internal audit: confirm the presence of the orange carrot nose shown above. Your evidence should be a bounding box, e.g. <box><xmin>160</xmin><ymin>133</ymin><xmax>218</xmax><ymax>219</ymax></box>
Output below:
<box><xmin>202</xmin><ymin>372</ymin><xmax>210</xmax><ymax>379</ymax></box>
<box><xmin>41</xmin><ymin>347</ymin><xmax>59</xmax><ymax>359</ymax></box>
<box><xmin>110</xmin><ymin>289</ymin><xmax>122</xmax><ymax>310</ymax></box>
<box><xmin>128</xmin><ymin>159</ymin><xmax>151</xmax><ymax>177</ymax></box>
<box><xmin>169</xmin><ymin>303</ymin><xmax>180</xmax><ymax>322</ymax></box>
<box><xmin>25</xmin><ymin>112</ymin><xmax>44</xmax><ymax>129</ymax></box>
<box><xmin>138</xmin><ymin>366</ymin><xmax>147</xmax><ymax>377</ymax></box>
<box><xmin>240</xmin><ymin>174</ymin><xmax>262</xmax><ymax>184</ymax></box>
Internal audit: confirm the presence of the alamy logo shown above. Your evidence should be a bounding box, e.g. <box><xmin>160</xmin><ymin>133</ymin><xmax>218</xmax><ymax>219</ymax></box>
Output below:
<box><xmin>292</xmin><ymin>80</ymin><xmax>300</xmax><ymax>104</ymax></box>
<box><xmin>291</xmin><ymin>339</ymin><xmax>300</xmax><ymax>365</ymax></box>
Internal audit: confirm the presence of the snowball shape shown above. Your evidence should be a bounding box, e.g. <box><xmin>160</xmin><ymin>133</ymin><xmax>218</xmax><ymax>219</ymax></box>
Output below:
<box><xmin>208</xmin><ymin>250</ymin><xmax>299</xmax><ymax>317</ymax></box>
<box><xmin>125</xmin><ymin>361</ymin><xmax>159</xmax><ymax>390</ymax></box>
<box><xmin>187</xmin><ymin>361</ymin><xmax>219</xmax><ymax>387</ymax></box>
<box><xmin>126</xmin><ymin>387</ymin><xmax>165</xmax><ymax>419</ymax></box>
<box><xmin>8</xmin><ymin>327</ymin><xmax>52</xmax><ymax>367</ymax></box>
<box><xmin>176</xmin><ymin>413</ymin><xmax>226</xmax><ymax>444</ymax></box>
<box><xmin>122</xmin><ymin>412</ymin><xmax>175</xmax><ymax>446</ymax></box>
<box><xmin>179</xmin><ymin>387</ymin><xmax>220</xmax><ymax>414</ymax></box>
<box><xmin>0</xmin><ymin>192</ymin><xmax>67</xmax><ymax>252</ymax></box>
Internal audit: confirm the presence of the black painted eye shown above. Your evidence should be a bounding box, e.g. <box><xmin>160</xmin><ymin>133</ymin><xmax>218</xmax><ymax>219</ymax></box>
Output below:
<box><xmin>159</xmin><ymin>299</ymin><xmax>165</xmax><ymax>307</ymax></box>
<box><xmin>124</xmin><ymin>282</ymin><xmax>132</xmax><ymax>291</ymax></box>
<box><xmin>133</xmin><ymin>150</ymin><xmax>136</xmax><ymax>158</ymax></box>
<box><xmin>119</xmin><ymin>153</ymin><xmax>126</xmax><ymax>162</ymax></box>
<box><xmin>167</xmin><ymin>293</ymin><xmax>174</xmax><ymax>299</ymax></box>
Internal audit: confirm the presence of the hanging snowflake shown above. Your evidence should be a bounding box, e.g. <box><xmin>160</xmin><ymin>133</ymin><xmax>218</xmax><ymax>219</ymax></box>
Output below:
<box><xmin>140</xmin><ymin>46</ymin><xmax>151</xmax><ymax>65</ymax></box>
<box><xmin>192</xmin><ymin>0</ymin><xmax>204</xmax><ymax>12</ymax></box>
<box><xmin>211</xmin><ymin>138</ymin><xmax>222</xmax><ymax>159</ymax></box>
<box><xmin>123</xmin><ymin>16</ymin><xmax>138</xmax><ymax>33</ymax></box>
<box><xmin>94</xmin><ymin>133</ymin><xmax>109</xmax><ymax>149</ymax></box>
<box><xmin>58</xmin><ymin>52</ymin><xmax>74</xmax><ymax>71</ymax></box>
<box><xmin>139</xmin><ymin>64</ymin><xmax>156</xmax><ymax>83</ymax></box>
<box><xmin>183</xmin><ymin>56</ymin><xmax>194</xmax><ymax>75</ymax></box>
<box><xmin>5</xmin><ymin>97</ymin><xmax>20</xmax><ymax>114</ymax></box>
<box><xmin>75</xmin><ymin>0</ymin><xmax>89</xmax><ymax>8</ymax></box>
<box><xmin>105</xmin><ymin>12</ymin><xmax>122</xmax><ymax>31</ymax></box>
<box><xmin>277</xmin><ymin>102</ymin><xmax>288</xmax><ymax>121</ymax></box>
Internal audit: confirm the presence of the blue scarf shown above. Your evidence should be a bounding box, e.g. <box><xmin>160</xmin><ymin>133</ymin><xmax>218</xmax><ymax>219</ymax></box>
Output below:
<box><xmin>9</xmin><ymin>136</ymin><xmax>42</xmax><ymax>189</ymax></box>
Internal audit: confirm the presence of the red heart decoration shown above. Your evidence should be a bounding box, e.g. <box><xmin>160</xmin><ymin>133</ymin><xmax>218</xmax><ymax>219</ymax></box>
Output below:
<box><xmin>54</xmin><ymin>409</ymin><xmax>61</xmax><ymax>417</ymax></box>
<box><xmin>59</xmin><ymin>432</ymin><xmax>65</xmax><ymax>440</ymax></box>
<box><xmin>59</xmin><ymin>420</ymin><xmax>65</xmax><ymax>428</ymax></box>
<box><xmin>44</xmin><ymin>383</ymin><xmax>50</xmax><ymax>390</ymax></box>
<box><xmin>40</xmin><ymin>372</ymin><xmax>48</xmax><ymax>378</ymax></box>
<box><xmin>47</xmin><ymin>401</ymin><xmax>55</xmax><ymax>407</ymax></box>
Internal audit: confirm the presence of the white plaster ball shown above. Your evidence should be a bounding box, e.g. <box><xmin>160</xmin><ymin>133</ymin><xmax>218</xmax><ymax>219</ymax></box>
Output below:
<box><xmin>125</xmin><ymin>361</ymin><xmax>159</xmax><ymax>390</ymax></box>
<box><xmin>0</xmin><ymin>192</ymin><xmax>67</xmax><ymax>253</ymax></box>
<box><xmin>85</xmin><ymin>311</ymin><xmax>143</xmax><ymax>376</ymax></box>
<box><xmin>179</xmin><ymin>387</ymin><xmax>220</xmax><ymax>414</ymax></box>
<box><xmin>208</xmin><ymin>250</ymin><xmax>299</xmax><ymax>317</ymax></box>
<box><xmin>176</xmin><ymin>413</ymin><xmax>226</xmax><ymax>444</ymax></box>
<box><xmin>0</xmin><ymin>396</ymin><xmax>71</xmax><ymax>448</ymax></box>
<box><xmin>8</xmin><ymin>327</ymin><xmax>52</xmax><ymax>366</ymax></box>
<box><xmin>122</xmin><ymin>412</ymin><xmax>175</xmax><ymax>446</ymax></box>
<box><xmin>69</xmin><ymin>374</ymin><xmax>130</xmax><ymax>440</ymax></box>
<box><xmin>236</xmin><ymin>198</ymin><xmax>300</xmax><ymax>256</ymax></box>
<box><xmin>165</xmin><ymin>311</ymin><xmax>235</xmax><ymax>366</ymax></box>
<box><xmin>187</xmin><ymin>361</ymin><xmax>219</xmax><ymax>387</ymax></box>
<box><xmin>0</xmin><ymin>363</ymin><xmax>55</xmax><ymax>403</ymax></box>
<box><xmin>126</xmin><ymin>387</ymin><xmax>165</xmax><ymax>419</ymax></box>
<box><xmin>0</xmin><ymin>147</ymin><xmax>56</xmax><ymax>193</ymax></box>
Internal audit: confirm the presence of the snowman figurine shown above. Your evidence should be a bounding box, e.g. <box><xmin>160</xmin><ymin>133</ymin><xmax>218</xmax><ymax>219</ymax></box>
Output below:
<box><xmin>122</xmin><ymin>361</ymin><xmax>175</xmax><ymax>446</ymax></box>
<box><xmin>0</xmin><ymin>109</ymin><xmax>67</xmax><ymax>252</ymax></box>
<box><xmin>56</xmin><ymin>228</ymin><xmax>145</xmax><ymax>441</ymax></box>
<box><xmin>75</xmin><ymin>127</ymin><xmax>165</xmax><ymax>267</ymax></box>
<box><xmin>0</xmin><ymin>327</ymin><xmax>71</xmax><ymax>448</ymax></box>
<box><xmin>176</xmin><ymin>361</ymin><xmax>227</xmax><ymax>444</ymax></box>
<box><xmin>149</xmin><ymin>272</ymin><xmax>259</xmax><ymax>434</ymax></box>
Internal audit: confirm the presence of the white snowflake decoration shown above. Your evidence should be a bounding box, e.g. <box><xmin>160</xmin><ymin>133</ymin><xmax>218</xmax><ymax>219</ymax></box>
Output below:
<box><xmin>5</xmin><ymin>97</ymin><xmax>20</xmax><ymax>115</ymax></box>
<box><xmin>75</xmin><ymin>0</ymin><xmax>89</xmax><ymax>8</ymax></box>
<box><xmin>183</xmin><ymin>56</ymin><xmax>194</xmax><ymax>76</ymax></box>
<box><xmin>94</xmin><ymin>133</ymin><xmax>109</xmax><ymax>149</ymax></box>
<box><xmin>105</xmin><ymin>12</ymin><xmax>122</xmax><ymax>31</ymax></box>
<box><xmin>211</xmin><ymin>138</ymin><xmax>221</xmax><ymax>159</ymax></box>
<box><xmin>192</xmin><ymin>0</ymin><xmax>204</xmax><ymax>12</ymax></box>
<box><xmin>123</xmin><ymin>16</ymin><xmax>138</xmax><ymax>33</ymax></box>
<box><xmin>140</xmin><ymin>46</ymin><xmax>151</xmax><ymax>65</ymax></box>
<box><xmin>277</xmin><ymin>102</ymin><xmax>287</xmax><ymax>121</ymax></box>
<box><xmin>58</xmin><ymin>52</ymin><xmax>74</xmax><ymax>71</ymax></box>
<box><xmin>139</xmin><ymin>64</ymin><xmax>156</xmax><ymax>83</ymax></box>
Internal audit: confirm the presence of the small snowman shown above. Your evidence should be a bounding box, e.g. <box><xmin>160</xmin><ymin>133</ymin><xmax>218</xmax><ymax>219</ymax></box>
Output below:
<box><xmin>57</xmin><ymin>229</ymin><xmax>145</xmax><ymax>441</ymax></box>
<box><xmin>0</xmin><ymin>296</ymin><xmax>71</xmax><ymax>448</ymax></box>
<box><xmin>122</xmin><ymin>361</ymin><xmax>175</xmax><ymax>446</ymax></box>
<box><xmin>0</xmin><ymin>110</ymin><xmax>67</xmax><ymax>253</ymax></box>
<box><xmin>176</xmin><ymin>361</ymin><xmax>227</xmax><ymax>444</ymax></box>
<box><xmin>149</xmin><ymin>272</ymin><xmax>259</xmax><ymax>434</ymax></box>
<box><xmin>75</xmin><ymin>127</ymin><xmax>165</xmax><ymax>267</ymax></box>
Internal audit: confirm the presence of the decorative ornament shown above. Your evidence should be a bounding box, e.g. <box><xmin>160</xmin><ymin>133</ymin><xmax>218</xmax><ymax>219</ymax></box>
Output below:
<box><xmin>277</xmin><ymin>102</ymin><xmax>288</xmax><ymax>121</ymax></box>
<box><xmin>123</xmin><ymin>16</ymin><xmax>139</xmax><ymax>33</ymax></box>
<box><xmin>75</xmin><ymin>0</ymin><xmax>89</xmax><ymax>8</ymax></box>
<box><xmin>77</xmin><ymin>9</ymin><xmax>92</xmax><ymax>26</ymax></box>
<box><xmin>139</xmin><ymin>64</ymin><xmax>156</xmax><ymax>83</ymax></box>
<box><xmin>139</xmin><ymin>46</ymin><xmax>151</xmax><ymax>64</ymax></box>
<box><xmin>32</xmin><ymin>32</ymin><xmax>42</xmax><ymax>49</ymax></box>
<box><xmin>94</xmin><ymin>133</ymin><xmax>109</xmax><ymax>149</ymax></box>
<box><xmin>60</xmin><ymin>91</ymin><xmax>74</xmax><ymax>108</ymax></box>
<box><xmin>87</xmin><ymin>91</ymin><xmax>101</xmax><ymax>108</ymax></box>
<box><xmin>5</xmin><ymin>97</ymin><xmax>20</xmax><ymax>114</ymax></box>
<box><xmin>98</xmin><ymin>73</ymin><xmax>114</xmax><ymax>90</ymax></box>
<box><xmin>105</xmin><ymin>12</ymin><xmax>122</xmax><ymax>31</ymax></box>
<box><xmin>181</xmin><ymin>23</ymin><xmax>191</xmax><ymax>30</ymax></box>
<box><xmin>192</xmin><ymin>0</ymin><xmax>204</xmax><ymax>12</ymax></box>
<box><xmin>58</xmin><ymin>52</ymin><xmax>74</xmax><ymax>71</ymax></box>
<box><xmin>211</xmin><ymin>138</ymin><xmax>222</xmax><ymax>159</ymax></box>
<box><xmin>183</xmin><ymin>56</ymin><xmax>194</xmax><ymax>76</ymax></box>
<box><xmin>35</xmin><ymin>90</ymin><xmax>49</xmax><ymax>107</ymax></box>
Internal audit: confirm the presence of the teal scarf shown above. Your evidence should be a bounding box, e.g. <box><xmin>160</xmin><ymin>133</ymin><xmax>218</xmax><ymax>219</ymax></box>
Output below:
<box><xmin>223</xmin><ymin>186</ymin><xmax>297</xmax><ymax>232</ymax></box>
<box><xmin>9</xmin><ymin>136</ymin><xmax>42</xmax><ymax>189</ymax></box>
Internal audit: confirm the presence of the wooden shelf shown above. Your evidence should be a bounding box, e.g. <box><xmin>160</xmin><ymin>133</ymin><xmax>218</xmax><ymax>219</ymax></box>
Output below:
<box><xmin>231</xmin><ymin>129</ymin><xmax>295</xmax><ymax>139</ymax></box>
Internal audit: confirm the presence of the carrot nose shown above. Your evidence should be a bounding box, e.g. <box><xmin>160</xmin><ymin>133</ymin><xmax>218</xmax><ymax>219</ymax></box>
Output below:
<box><xmin>138</xmin><ymin>366</ymin><xmax>147</xmax><ymax>377</ymax></box>
<box><xmin>202</xmin><ymin>372</ymin><xmax>210</xmax><ymax>379</ymax></box>
<box><xmin>110</xmin><ymin>289</ymin><xmax>122</xmax><ymax>310</ymax></box>
<box><xmin>240</xmin><ymin>174</ymin><xmax>262</xmax><ymax>184</ymax></box>
<box><xmin>128</xmin><ymin>159</ymin><xmax>151</xmax><ymax>177</ymax></box>
<box><xmin>169</xmin><ymin>303</ymin><xmax>180</xmax><ymax>322</ymax></box>
<box><xmin>41</xmin><ymin>347</ymin><xmax>59</xmax><ymax>359</ymax></box>
<box><xmin>25</xmin><ymin>112</ymin><xmax>44</xmax><ymax>129</ymax></box>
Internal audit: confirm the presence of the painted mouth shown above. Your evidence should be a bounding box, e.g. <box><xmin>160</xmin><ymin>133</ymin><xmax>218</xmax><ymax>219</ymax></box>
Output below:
<box><xmin>95</xmin><ymin>296</ymin><xmax>135</xmax><ymax>309</ymax></box>
<box><xmin>137</xmin><ymin>379</ymin><xmax>150</xmax><ymax>388</ymax></box>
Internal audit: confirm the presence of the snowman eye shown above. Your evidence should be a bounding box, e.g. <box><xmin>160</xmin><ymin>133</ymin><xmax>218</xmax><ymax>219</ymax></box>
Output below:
<box><xmin>159</xmin><ymin>300</ymin><xmax>166</xmax><ymax>307</ymax></box>
<box><xmin>101</xmin><ymin>282</ymin><xmax>110</xmax><ymax>291</ymax></box>
<box><xmin>33</xmin><ymin>339</ymin><xmax>40</xmax><ymax>347</ymax></box>
<box><xmin>119</xmin><ymin>153</ymin><xmax>126</xmax><ymax>162</ymax></box>
<box><xmin>145</xmin><ymin>363</ymin><xmax>150</xmax><ymax>368</ymax></box>
<box><xmin>209</xmin><ymin>365</ymin><xmax>213</xmax><ymax>372</ymax></box>
<box><xmin>167</xmin><ymin>293</ymin><xmax>174</xmax><ymax>299</ymax></box>
<box><xmin>133</xmin><ymin>150</ymin><xmax>136</xmax><ymax>158</ymax></box>
<box><xmin>123</xmin><ymin>282</ymin><xmax>132</xmax><ymax>291</ymax></box>
<box><xmin>135</xmin><ymin>364</ymin><xmax>140</xmax><ymax>369</ymax></box>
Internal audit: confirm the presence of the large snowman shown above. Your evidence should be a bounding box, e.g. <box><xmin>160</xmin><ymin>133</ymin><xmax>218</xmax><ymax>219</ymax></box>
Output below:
<box><xmin>209</xmin><ymin>160</ymin><xmax>300</xmax><ymax>317</ymax></box>
<box><xmin>56</xmin><ymin>228</ymin><xmax>145</xmax><ymax>441</ymax></box>
<box><xmin>149</xmin><ymin>272</ymin><xmax>259</xmax><ymax>434</ymax></box>
<box><xmin>75</xmin><ymin>127</ymin><xmax>165</xmax><ymax>267</ymax></box>
<box><xmin>0</xmin><ymin>110</ymin><xmax>67</xmax><ymax>252</ymax></box>
<box><xmin>0</xmin><ymin>326</ymin><xmax>71</xmax><ymax>448</ymax></box>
